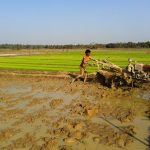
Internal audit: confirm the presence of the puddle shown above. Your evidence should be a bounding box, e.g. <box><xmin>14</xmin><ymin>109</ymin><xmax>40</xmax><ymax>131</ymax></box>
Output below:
<box><xmin>0</xmin><ymin>85</ymin><xmax>32</xmax><ymax>95</ymax></box>
<box><xmin>32</xmin><ymin>90</ymin><xmax>80</xmax><ymax>105</ymax></box>
<box><xmin>137</xmin><ymin>91</ymin><xmax>150</xmax><ymax>101</ymax></box>
<box><xmin>0</xmin><ymin>102</ymin><xmax>6</xmax><ymax>107</ymax></box>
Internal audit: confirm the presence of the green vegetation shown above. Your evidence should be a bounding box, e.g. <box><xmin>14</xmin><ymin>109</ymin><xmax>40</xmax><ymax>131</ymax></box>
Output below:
<box><xmin>0</xmin><ymin>50</ymin><xmax>150</xmax><ymax>73</ymax></box>
<box><xmin>0</xmin><ymin>41</ymin><xmax>150</xmax><ymax>50</ymax></box>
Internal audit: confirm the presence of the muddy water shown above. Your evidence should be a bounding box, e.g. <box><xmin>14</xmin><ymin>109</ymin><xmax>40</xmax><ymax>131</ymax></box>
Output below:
<box><xmin>0</xmin><ymin>75</ymin><xmax>150</xmax><ymax>150</ymax></box>
<box><xmin>137</xmin><ymin>91</ymin><xmax>150</xmax><ymax>101</ymax></box>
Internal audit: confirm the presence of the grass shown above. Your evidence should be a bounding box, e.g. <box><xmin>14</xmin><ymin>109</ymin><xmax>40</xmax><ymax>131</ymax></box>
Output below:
<box><xmin>0</xmin><ymin>49</ymin><xmax>150</xmax><ymax>73</ymax></box>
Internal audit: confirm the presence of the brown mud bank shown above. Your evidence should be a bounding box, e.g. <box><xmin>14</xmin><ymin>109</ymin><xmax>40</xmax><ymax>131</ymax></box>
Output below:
<box><xmin>0</xmin><ymin>74</ymin><xmax>150</xmax><ymax>150</ymax></box>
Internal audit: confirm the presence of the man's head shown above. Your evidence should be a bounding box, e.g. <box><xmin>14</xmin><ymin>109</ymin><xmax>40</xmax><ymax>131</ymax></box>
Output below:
<box><xmin>85</xmin><ymin>49</ymin><xmax>91</xmax><ymax>56</ymax></box>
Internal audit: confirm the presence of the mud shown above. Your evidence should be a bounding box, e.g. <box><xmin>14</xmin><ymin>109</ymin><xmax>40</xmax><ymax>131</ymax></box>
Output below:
<box><xmin>0</xmin><ymin>74</ymin><xmax>150</xmax><ymax>150</ymax></box>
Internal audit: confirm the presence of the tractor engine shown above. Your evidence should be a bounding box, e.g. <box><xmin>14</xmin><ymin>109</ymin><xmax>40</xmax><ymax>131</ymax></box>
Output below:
<box><xmin>134</xmin><ymin>64</ymin><xmax>143</xmax><ymax>72</ymax></box>
<box><xmin>128</xmin><ymin>61</ymin><xmax>150</xmax><ymax>81</ymax></box>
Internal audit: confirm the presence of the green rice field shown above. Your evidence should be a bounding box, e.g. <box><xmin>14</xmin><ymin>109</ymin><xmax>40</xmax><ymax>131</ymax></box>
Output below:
<box><xmin>0</xmin><ymin>50</ymin><xmax>150</xmax><ymax>73</ymax></box>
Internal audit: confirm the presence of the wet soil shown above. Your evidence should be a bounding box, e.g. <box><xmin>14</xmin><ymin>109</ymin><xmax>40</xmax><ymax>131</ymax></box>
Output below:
<box><xmin>0</xmin><ymin>74</ymin><xmax>150</xmax><ymax>150</ymax></box>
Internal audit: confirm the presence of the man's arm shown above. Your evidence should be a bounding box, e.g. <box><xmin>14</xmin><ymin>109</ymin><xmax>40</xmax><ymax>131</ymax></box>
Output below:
<box><xmin>90</xmin><ymin>57</ymin><xmax>98</xmax><ymax>62</ymax></box>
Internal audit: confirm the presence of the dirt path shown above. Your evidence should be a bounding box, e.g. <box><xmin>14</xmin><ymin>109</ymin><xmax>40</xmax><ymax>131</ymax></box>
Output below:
<box><xmin>0</xmin><ymin>74</ymin><xmax>149</xmax><ymax>150</ymax></box>
<box><xmin>0</xmin><ymin>54</ymin><xmax>18</xmax><ymax>57</ymax></box>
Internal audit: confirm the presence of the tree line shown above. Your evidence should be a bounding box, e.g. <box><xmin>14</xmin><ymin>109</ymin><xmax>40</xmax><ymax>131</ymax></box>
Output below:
<box><xmin>0</xmin><ymin>41</ymin><xmax>150</xmax><ymax>50</ymax></box>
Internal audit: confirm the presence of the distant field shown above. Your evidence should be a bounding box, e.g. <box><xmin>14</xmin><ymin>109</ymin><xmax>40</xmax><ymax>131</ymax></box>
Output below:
<box><xmin>0</xmin><ymin>49</ymin><xmax>150</xmax><ymax>73</ymax></box>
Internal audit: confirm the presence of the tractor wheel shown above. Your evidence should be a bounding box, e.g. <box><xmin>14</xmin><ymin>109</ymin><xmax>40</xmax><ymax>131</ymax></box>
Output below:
<box><xmin>111</xmin><ymin>76</ymin><xmax>127</xmax><ymax>88</ymax></box>
<box><xmin>96</xmin><ymin>72</ymin><xmax>106</xmax><ymax>86</ymax></box>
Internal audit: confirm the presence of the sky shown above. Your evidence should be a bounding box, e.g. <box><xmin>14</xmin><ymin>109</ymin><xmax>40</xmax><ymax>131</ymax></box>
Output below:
<box><xmin>0</xmin><ymin>0</ymin><xmax>150</xmax><ymax>44</ymax></box>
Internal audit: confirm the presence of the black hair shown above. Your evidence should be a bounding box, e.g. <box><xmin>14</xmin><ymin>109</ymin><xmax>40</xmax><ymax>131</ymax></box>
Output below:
<box><xmin>85</xmin><ymin>49</ymin><xmax>91</xmax><ymax>54</ymax></box>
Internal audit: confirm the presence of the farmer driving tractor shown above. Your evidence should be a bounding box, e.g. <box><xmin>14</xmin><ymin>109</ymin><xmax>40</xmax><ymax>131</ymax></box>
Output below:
<box><xmin>72</xmin><ymin>49</ymin><xmax>97</xmax><ymax>83</ymax></box>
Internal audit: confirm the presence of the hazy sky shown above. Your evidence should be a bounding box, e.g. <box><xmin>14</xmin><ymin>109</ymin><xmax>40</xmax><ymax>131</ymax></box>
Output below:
<box><xmin>0</xmin><ymin>0</ymin><xmax>150</xmax><ymax>44</ymax></box>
